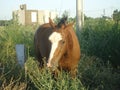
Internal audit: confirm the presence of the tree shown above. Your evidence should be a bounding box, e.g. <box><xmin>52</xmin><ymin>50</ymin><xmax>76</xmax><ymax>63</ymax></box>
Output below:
<box><xmin>112</xmin><ymin>9</ymin><xmax>120</xmax><ymax>24</ymax></box>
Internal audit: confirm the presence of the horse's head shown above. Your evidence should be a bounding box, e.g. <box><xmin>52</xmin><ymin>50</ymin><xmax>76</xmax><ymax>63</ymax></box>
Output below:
<box><xmin>47</xmin><ymin>18</ymin><xmax>74</xmax><ymax>71</ymax></box>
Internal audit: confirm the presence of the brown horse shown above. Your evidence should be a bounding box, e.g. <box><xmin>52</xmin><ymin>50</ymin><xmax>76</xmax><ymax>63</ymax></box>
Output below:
<box><xmin>34</xmin><ymin>18</ymin><xmax>80</xmax><ymax>77</ymax></box>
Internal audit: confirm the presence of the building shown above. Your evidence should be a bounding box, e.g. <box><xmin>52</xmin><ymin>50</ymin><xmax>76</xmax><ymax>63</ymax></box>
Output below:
<box><xmin>12</xmin><ymin>4</ymin><xmax>58</xmax><ymax>25</ymax></box>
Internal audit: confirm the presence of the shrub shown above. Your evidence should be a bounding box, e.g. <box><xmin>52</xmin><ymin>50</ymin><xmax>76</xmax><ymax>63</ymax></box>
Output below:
<box><xmin>79</xmin><ymin>18</ymin><xmax>120</xmax><ymax>67</ymax></box>
<box><xmin>25</xmin><ymin>57</ymin><xmax>86</xmax><ymax>90</ymax></box>
<box><xmin>0</xmin><ymin>23</ymin><xmax>35</xmax><ymax>89</ymax></box>
<box><xmin>79</xmin><ymin>54</ymin><xmax>120</xmax><ymax>90</ymax></box>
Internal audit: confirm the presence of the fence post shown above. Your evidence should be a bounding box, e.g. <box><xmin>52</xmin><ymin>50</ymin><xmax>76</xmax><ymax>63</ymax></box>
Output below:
<box><xmin>15</xmin><ymin>44</ymin><xmax>26</xmax><ymax>67</ymax></box>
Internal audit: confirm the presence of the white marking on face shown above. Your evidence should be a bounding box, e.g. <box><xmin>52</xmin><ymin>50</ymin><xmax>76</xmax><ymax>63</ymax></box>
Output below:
<box><xmin>48</xmin><ymin>32</ymin><xmax>62</xmax><ymax>66</ymax></box>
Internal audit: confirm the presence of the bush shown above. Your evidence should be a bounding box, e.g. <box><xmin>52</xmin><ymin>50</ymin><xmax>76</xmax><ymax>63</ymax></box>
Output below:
<box><xmin>79</xmin><ymin>54</ymin><xmax>120</xmax><ymax>90</ymax></box>
<box><xmin>0</xmin><ymin>23</ymin><xmax>35</xmax><ymax>89</ymax></box>
<box><xmin>80</xmin><ymin>18</ymin><xmax>120</xmax><ymax>67</ymax></box>
<box><xmin>25</xmin><ymin>57</ymin><xmax>85</xmax><ymax>90</ymax></box>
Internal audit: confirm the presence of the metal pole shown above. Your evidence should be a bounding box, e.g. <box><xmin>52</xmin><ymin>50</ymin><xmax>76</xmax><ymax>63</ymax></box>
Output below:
<box><xmin>76</xmin><ymin>0</ymin><xmax>83</xmax><ymax>31</ymax></box>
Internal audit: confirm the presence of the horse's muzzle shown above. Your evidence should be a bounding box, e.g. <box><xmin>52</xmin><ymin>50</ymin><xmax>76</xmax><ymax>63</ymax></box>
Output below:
<box><xmin>47</xmin><ymin>63</ymin><xmax>52</xmax><ymax>68</ymax></box>
<box><xmin>47</xmin><ymin>62</ymin><xmax>58</xmax><ymax>71</ymax></box>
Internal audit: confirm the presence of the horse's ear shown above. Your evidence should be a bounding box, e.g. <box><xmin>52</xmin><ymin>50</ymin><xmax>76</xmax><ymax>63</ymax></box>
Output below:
<box><xmin>65</xmin><ymin>22</ymin><xmax>74</xmax><ymax>29</ymax></box>
<box><xmin>49</xmin><ymin>17</ymin><xmax>55</xmax><ymax>28</ymax></box>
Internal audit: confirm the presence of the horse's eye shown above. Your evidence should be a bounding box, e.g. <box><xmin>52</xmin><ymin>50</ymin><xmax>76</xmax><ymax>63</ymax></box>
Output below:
<box><xmin>61</xmin><ymin>40</ymin><xmax>65</xmax><ymax>44</ymax></box>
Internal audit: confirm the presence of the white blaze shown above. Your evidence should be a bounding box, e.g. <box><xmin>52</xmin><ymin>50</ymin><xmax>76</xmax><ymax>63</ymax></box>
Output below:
<box><xmin>48</xmin><ymin>32</ymin><xmax>62</xmax><ymax>66</ymax></box>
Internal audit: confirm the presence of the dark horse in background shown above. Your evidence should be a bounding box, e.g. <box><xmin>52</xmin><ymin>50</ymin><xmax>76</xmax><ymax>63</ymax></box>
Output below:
<box><xmin>34</xmin><ymin>17</ymin><xmax>80</xmax><ymax>77</ymax></box>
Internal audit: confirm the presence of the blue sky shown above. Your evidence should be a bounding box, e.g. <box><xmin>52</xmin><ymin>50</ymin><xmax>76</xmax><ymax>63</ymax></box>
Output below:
<box><xmin>0</xmin><ymin>0</ymin><xmax>120</xmax><ymax>20</ymax></box>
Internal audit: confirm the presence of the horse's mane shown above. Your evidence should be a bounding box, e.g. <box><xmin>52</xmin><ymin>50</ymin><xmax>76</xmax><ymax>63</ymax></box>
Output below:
<box><xmin>57</xmin><ymin>16</ymin><xmax>68</xmax><ymax>28</ymax></box>
<box><xmin>57</xmin><ymin>16</ymin><xmax>73</xmax><ymax>49</ymax></box>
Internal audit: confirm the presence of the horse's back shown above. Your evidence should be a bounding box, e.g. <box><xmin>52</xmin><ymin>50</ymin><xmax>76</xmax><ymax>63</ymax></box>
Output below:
<box><xmin>34</xmin><ymin>23</ymin><xmax>52</xmax><ymax>61</ymax></box>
